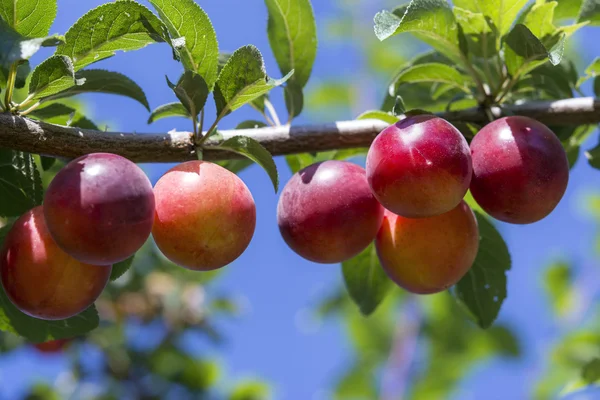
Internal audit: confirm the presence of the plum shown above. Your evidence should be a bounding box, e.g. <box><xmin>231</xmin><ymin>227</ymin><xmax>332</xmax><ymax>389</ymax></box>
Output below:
<box><xmin>375</xmin><ymin>201</ymin><xmax>479</xmax><ymax>294</ymax></box>
<box><xmin>277</xmin><ymin>160</ymin><xmax>384</xmax><ymax>264</ymax></box>
<box><xmin>366</xmin><ymin>115</ymin><xmax>472</xmax><ymax>218</ymax></box>
<box><xmin>0</xmin><ymin>207</ymin><xmax>111</xmax><ymax>320</ymax></box>
<box><xmin>44</xmin><ymin>153</ymin><xmax>155</xmax><ymax>264</ymax></box>
<box><xmin>152</xmin><ymin>161</ymin><xmax>256</xmax><ymax>270</ymax></box>
<box><xmin>469</xmin><ymin>116</ymin><xmax>569</xmax><ymax>224</ymax></box>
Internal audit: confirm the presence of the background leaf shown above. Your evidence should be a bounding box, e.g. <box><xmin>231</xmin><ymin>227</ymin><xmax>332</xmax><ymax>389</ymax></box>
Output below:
<box><xmin>0</xmin><ymin>295</ymin><xmax>99</xmax><ymax>343</ymax></box>
<box><xmin>342</xmin><ymin>243</ymin><xmax>392</xmax><ymax>316</ymax></box>
<box><xmin>392</xmin><ymin>63</ymin><xmax>472</xmax><ymax>94</ymax></box>
<box><xmin>41</xmin><ymin>70</ymin><xmax>150</xmax><ymax>111</ymax></box>
<box><xmin>454</xmin><ymin>0</ymin><xmax>529</xmax><ymax>35</ymax></box>
<box><xmin>111</xmin><ymin>255</ymin><xmax>135</xmax><ymax>281</ymax></box>
<box><xmin>578</xmin><ymin>0</ymin><xmax>600</xmax><ymax>25</ymax></box>
<box><xmin>504</xmin><ymin>24</ymin><xmax>551</xmax><ymax>77</ymax></box>
<box><xmin>454</xmin><ymin>212</ymin><xmax>511</xmax><ymax>329</ymax></box>
<box><xmin>214</xmin><ymin>45</ymin><xmax>292</xmax><ymax>118</ymax></box>
<box><xmin>0</xmin><ymin>150</ymin><xmax>43</xmax><ymax>217</ymax></box>
<box><xmin>148</xmin><ymin>102</ymin><xmax>191</xmax><ymax>124</ymax></box>
<box><xmin>0</xmin><ymin>20</ymin><xmax>63</xmax><ymax>68</ymax></box>
<box><xmin>586</xmin><ymin>142</ymin><xmax>600</xmax><ymax>169</ymax></box>
<box><xmin>28</xmin><ymin>103</ymin><xmax>76</xmax><ymax>120</ymax></box>
<box><xmin>214</xmin><ymin>135</ymin><xmax>278</xmax><ymax>192</ymax></box>
<box><xmin>55</xmin><ymin>0</ymin><xmax>167</xmax><ymax>71</ymax></box>
<box><xmin>0</xmin><ymin>0</ymin><xmax>57</xmax><ymax>37</ymax></box>
<box><xmin>356</xmin><ymin>110</ymin><xmax>399</xmax><ymax>124</ymax></box>
<box><xmin>265</xmin><ymin>0</ymin><xmax>316</xmax><ymax>89</ymax></box>
<box><xmin>167</xmin><ymin>71</ymin><xmax>209</xmax><ymax>121</ymax></box>
<box><xmin>149</xmin><ymin>0</ymin><xmax>219</xmax><ymax>88</ymax></box>
<box><xmin>374</xmin><ymin>0</ymin><xmax>463</xmax><ymax>65</ymax></box>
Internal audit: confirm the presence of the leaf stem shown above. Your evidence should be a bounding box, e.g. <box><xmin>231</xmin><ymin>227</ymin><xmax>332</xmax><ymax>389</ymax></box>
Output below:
<box><xmin>15</xmin><ymin>93</ymin><xmax>36</xmax><ymax>111</ymax></box>
<box><xmin>264</xmin><ymin>98</ymin><xmax>281</xmax><ymax>126</ymax></box>
<box><xmin>250</xmin><ymin>103</ymin><xmax>275</xmax><ymax>126</ymax></box>
<box><xmin>460</xmin><ymin>54</ymin><xmax>487</xmax><ymax>102</ymax></box>
<box><xmin>198</xmin><ymin>108</ymin><xmax>205</xmax><ymax>136</ymax></box>
<box><xmin>4</xmin><ymin>62</ymin><xmax>18</xmax><ymax>111</ymax></box>
<box><xmin>20</xmin><ymin>102</ymin><xmax>42</xmax><ymax>116</ymax></box>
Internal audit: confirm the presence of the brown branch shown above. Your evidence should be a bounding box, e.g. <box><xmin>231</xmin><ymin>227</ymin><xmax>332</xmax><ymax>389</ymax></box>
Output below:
<box><xmin>0</xmin><ymin>97</ymin><xmax>599</xmax><ymax>163</ymax></box>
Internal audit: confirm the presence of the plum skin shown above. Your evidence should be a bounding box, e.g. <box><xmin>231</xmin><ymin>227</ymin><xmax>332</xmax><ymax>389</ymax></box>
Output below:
<box><xmin>44</xmin><ymin>153</ymin><xmax>155</xmax><ymax>264</ymax></box>
<box><xmin>277</xmin><ymin>160</ymin><xmax>385</xmax><ymax>264</ymax></box>
<box><xmin>375</xmin><ymin>201</ymin><xmax>479</xmax><ymax>294</ymax></box>
<box><xmin>469</xmin><ymin>116</ymin><xmax>569</xmax><ymax>224</ymax></box>
<box><xmin>152</xmin><ymin>161</ymin><xmax>256</xmax><ymax>271</ymax></box>
<box><xmin>366</xmin><ymin>115</ymin><xmax>472</xmax><ymax>218</ymax></box>
<box><xmin>0</xmin><ymin>206</ymin><xmax>111</xmax><ymax>320</ymax></box>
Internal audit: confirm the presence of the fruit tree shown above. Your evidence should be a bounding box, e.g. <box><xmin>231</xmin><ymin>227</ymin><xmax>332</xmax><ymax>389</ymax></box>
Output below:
<box><xmin>1</xmin><ymin>0</ymin><xmax>600</xmax><ymax>398</ymax></box>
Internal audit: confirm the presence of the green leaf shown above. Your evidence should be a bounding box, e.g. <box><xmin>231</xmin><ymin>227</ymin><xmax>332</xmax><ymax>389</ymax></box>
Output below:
<box><xmin>578</xmin><ymin>0</ymin><xmax>600</xmax><ymax>25</ymax></box>
<box><xmin>71</xmin><ymin>117</ymin><xmax>99</xmax><ymax>130</ymax></box>
<box><xmin>586</xmin><ymin>142</ymin><xmax>600</xmax><ymax>169</ymax></box>
<box><xmin>149</xmin><ymin>0</ymin><xmax>219</xmax><ymax>88</ymax></box>
<box><xmin>166</xmin><ymin>71</ymin><xmax>209</xmax><ymax>122</ymax></box>
<box><xmin>582</xmin><ymin>358</ymin><xmax>600</xmax><ymax>383</ymax></box>
<box><xmin>504</xmin><ymin>24</ymin><xmax>552</xmax><ymax>77</ymax></box>
<box><xmin>28</xmin><ymin>55</ymin><xmax>82</xmax><ymax>101</ymax></box>
<box><xmin>453</xmin><ymin>7</ymin><xmax>496</xmax><ymax>58</ymax></box>
<box><xmin>453</xmin><ymin>0</ymin><xmax>529</xmax><ymax>35</ymax></box>
<box><xmin>595</xmin><ymin>76</ymin><xmax>600</xmax><ymax>96</ymax></box>
<box><xmin>554</xmin><ymin>0</ymin><xmax>584</xmax><ymax>20</ymax></box>
<box><xmin>217</xmin><ymin>159</ymin><xmax>253</xmax><ymax>174</ymax></box>
<box><xmin>40</xmin><ymin>156</ymin><xmax>56</xmax><ymax>171</ymax></box>
<box><xmin>454</xmin><ymin>212</ymin><xmax>511</xmax><ymax>329</ymax></box>
<box><xmin>342</xmin><ymin>243</ymin><xmax>392</xmax><ymax>316</ymax></box>
<box><xmin>236</xmin><ymin>120</ymin><xmax>267</xmax><ymax>129</ymax></box>
<box><xmin>356</xmin><ymin>110</ymin><xmax>399</xmax><ymax>124</ymax></box>
<box><xmin>265</xmin><ymin>0</ymin><xmax>317</xmax><ymax>89</ymax></box>
<box><xmin>55</xmin><ymin>0</ymin><xmax>167</xmax><ymax>71</ymax></box>
<box><xmin>28</xmin><ymin>103</ymin><xmax>76</xmax><ymax>120</ymax></box>
<box><xmin>392</xmin><ymin>63</ymin><xmax>472</xmax><ymax>94</ymax></box>
<box><xmin>374</xmin><ymin>1</ymin><xmax>463</xmax><ymax>65</ymax></box>
<box><xmin>40</xmin><ymin>70</ymin><xmax>150</xmax><ymax>111</ymax></box>
<box><xmin>0</xmin><ymin>20</ymin><xmax>64</xmax><ymax>68</ymax></box>
<box><xmin>576</xmin><ymin>57</ymin><xmax>600</xmax><ymax>87</ymax></box>
<box><xmin>544</xmin><ymin>261</ymin><xmax>575</xmax><ymax>316</ymax></box>
<box><xmin>284</xmin><ymin>83</ymin><xmax>304</xmax><ymax>120</ymax></box>
<box><xmin>393</xmin><ymin>95</ymin><xmax>406</xmax><ymax>115</ymax></box>
<box><xmin>336</xmin><ymin>361</ymin><xmax>379</xmax><ymax>399</ymax></box>
<box><xmin>0</xmin><ymin>0</ymin><xmax>57</xmax><ymax>37</ymax></box>
<box><xmin>285</xmin><ymin>153</ymin><xmax>316</xmax><ymax>174</ymax></box>
<box><xmin>0</xmin><ymin>150</ymin><xmax>43</xmax><ymax>217</ymax></box>
<box><xmin>229</xmin><ymin>380</ymin><xmax>271</xmax><ymax>400</ymax></box>
<box><xmin>218</xmin><ymin>51</ymin><xmax>231</xmax><ymax>72</ymax></box>
<box><xmin>522</xmin><ymin>2</ymin><xmax>558</xmax><ymax>40</ymax></box>
<box><xmin>214</xmin><ymin>45</ymin><xmax>292</xmax><ymax>118</ymax></box>
<box><xmin>110</xmin><ymin>255</ymin><xmax>134</xmax><ymax>281</ymax></box>
<box><xmin>214</xmin><ymin>135</ymin><xmax>278</xmax><ymax>192</ymax></box>
<box><xmin>148</xmin><ymin>102</ymin><xmax>191</xmax><ymax>124</ymax></box>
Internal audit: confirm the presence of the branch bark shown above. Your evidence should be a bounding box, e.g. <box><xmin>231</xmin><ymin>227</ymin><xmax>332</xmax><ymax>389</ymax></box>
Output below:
<box><xmin>0</xmin><ymin>97</ymin><xmax>599</xmax><ymax>163</ymax></box>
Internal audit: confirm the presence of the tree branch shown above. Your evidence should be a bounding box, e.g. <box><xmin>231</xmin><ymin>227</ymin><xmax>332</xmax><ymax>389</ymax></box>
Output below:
<box><xmin>1</xmin><ymin>97</ymin><xmax>599</xmax><ymax>163</ymax></box>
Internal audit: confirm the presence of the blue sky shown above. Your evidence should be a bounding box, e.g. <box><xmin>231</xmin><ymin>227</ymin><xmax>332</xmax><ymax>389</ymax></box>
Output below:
<box><xmin>1</xmin><ymin>0</ymin><xmax>600</xmax><ymax>399</ymax></box>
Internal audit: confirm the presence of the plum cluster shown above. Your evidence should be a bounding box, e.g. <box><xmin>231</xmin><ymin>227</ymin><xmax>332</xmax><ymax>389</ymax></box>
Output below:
<box><xmin>0</xmin><ymin>114</ymin><xmax>569</xmax><ymax>320</ymax></box>
<box><xmin>277</xmin><ymin>115</ymin><xmax>569</xmax><ymax>294</ymax></box>
<box><xmin>0</xmin><ymin>157</ymin><xmax>255</xmax><ymax>320</ymax></box>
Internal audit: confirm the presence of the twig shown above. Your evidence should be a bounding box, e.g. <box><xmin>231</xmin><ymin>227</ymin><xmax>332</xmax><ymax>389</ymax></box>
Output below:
<box><xmin>0</xmin><ymin>97</ymin><xmax>599</xmax><ymax>163</ymax></box>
